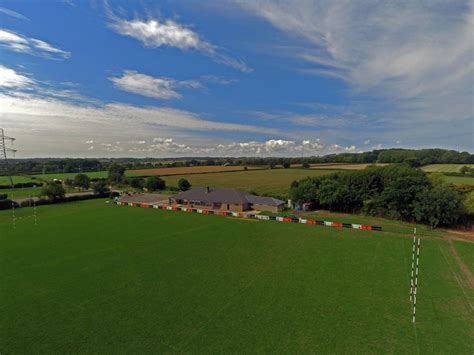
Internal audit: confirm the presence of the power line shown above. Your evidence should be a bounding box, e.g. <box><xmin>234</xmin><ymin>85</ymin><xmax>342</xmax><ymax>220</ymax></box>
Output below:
<box><xmin>0</xmin><ymin>128</ymin><xmax>17</xmax><ymax>228</ymax></box>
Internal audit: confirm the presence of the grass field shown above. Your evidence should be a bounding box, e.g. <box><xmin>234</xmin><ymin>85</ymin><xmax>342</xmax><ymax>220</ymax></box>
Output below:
<box><xmin>164</xmin><ymin>168</ymin><xmax>338</xmax><ymax>198</ymax></box>
<box><xmin>443</xmin><ymin>175</ymin><xmax>474</xmax><ymax>186</ymax></box>
<box><xmin>1</xmin><ymin>200</ymin><xmax>473</xmax><ymax>353</ymax></box>
<box><xmin>0</xmin><ymin>171</ymin><xmax>109</xmax><ymax>185</ymax></box>
<box><xmin>310</xmin><ymin>163</ymin><xmax>390</xmax><ymax>170</ymax></box>
<box><xmin>422</xmin><ymin>164</ymin><xmax>474</xmax><ymax>173</ymax></box>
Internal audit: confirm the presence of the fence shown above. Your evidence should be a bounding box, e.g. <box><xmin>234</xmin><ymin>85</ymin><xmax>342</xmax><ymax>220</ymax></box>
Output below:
<box><xmin>116</xmin><ymin>201</ymin><xmax>382</xmax><ymax>232</ymax></box>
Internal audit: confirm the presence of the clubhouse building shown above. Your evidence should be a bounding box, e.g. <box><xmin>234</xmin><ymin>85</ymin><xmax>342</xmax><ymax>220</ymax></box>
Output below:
<box><xmin>169</xmin><ymin>187</ymin><xmax>285</xmax><ymax>212</ymax></box>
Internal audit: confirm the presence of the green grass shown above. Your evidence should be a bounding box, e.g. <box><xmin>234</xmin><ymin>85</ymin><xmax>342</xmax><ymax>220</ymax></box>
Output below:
<box><xmin>1</xmin><ymin>200</ymin><xmax>473</xmax><ymax>353</ymax></box>
<box><xmin>0</xmin><ymin>171</ymin><xmax>109</xmax><ymax>185</ymax></box>
<box><xmin>454</xmin><ymin>241</ymin><xmax>474</xmax><ymax>274</ymax></box>
<box><xmin>164</xmin><ymin>168</ymin><xmax>338</xmax><ymax>198</ymax></box>
<box><xmin>261</xmin><ymin>210</ymin><xmax>445</xmax><ymax>238</ymax></box>
<box><xmin>3</xmin><ymin>186</ymin><xmax>79</xmax><ymax>199</ymax></box>
<box><xmin>421</xmin><ymin>164</ymin><xmax>474</xmax><ymax>173</ymax></box>
<box><xmin>443</xmin><ymin>175</ymin><xmax>474</xmax><ymax>186</ymax></box>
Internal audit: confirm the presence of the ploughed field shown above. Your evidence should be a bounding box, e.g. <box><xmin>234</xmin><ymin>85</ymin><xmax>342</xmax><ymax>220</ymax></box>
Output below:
<box><xmin>127</xmin><ymin>165</ymin><xmax>260</xmax><ymax>176</ymax></box>
<box><xmin>1</xmin><ymin>199</ymin><xmax>473</xmax><ymax>353</ymax></box>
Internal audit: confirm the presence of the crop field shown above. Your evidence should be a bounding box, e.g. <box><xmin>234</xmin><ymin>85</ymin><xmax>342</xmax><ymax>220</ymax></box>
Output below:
<box><xmin>1</xmin><ymin>200</ymin><xmax>473</xmax><ymax>353</ymax></box>
<box><xmin>164</xmin><ymin>168</ymin><xmax>338</xmax><ymax>198</ymax></box>
<box><xmin>309</xmin><ymin>163</ymin><xmax>390</xmax><ymax>170</ymax></box>
<box><xmin>421</xmin><ymin>164</ymin><xmax>474</xmax><ymax>173</ymax></box>
<box><xmin>128</xmin><ymin>165</ymin><xmax>260</xmax><ymax>176</ymax></box>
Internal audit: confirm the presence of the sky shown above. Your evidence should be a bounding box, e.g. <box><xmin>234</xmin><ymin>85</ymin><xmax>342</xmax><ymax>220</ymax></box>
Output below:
<box><xmin>0</xmin><ymin>0</ymin><xmax>472</xmax><ymax>158</ymax></box>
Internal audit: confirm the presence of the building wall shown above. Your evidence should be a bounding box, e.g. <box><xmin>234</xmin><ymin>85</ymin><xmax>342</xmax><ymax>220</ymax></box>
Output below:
<box><xmin>219</xmin><ymin>203</ymin><xmax>251</xmax><ymax>212</ymax></box>
<box><xmin>252</xmin><ymin>204</ymin><xmax>284</xmax><ymax>212</ymax></box>
<box><xmin>170</xmin><ymin>199</ymin><xmax>250</xmax><ymax>212</ymax></box>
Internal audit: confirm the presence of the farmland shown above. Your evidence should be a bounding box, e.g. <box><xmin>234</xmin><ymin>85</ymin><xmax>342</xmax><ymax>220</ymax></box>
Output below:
<box><xmin>1</xmin><ymin>199</ymin><xmax>472</xmax><ymax>353</ymax></box>
<box><xmin>0</xmin><ymin>171</ymin><xmax>109</xmax><ymax>185</ymax></box>
<box><xmin>421</xmin><ymin>164</ymin><xmax>474</xmax><ymax>173</ymax></box>
<box><xmin>443</xmin><ymin>175</ymin><xmax>474</xmax><ymax>186</ymax></box>
<box><xmin>310</xmin><ymin>163</ymin><xmax>390</xmax><ymax>170</ymax></box>
<box><xmin>164</xmin><ymin>168</ymin><xmax>338</xmax><ymax>198</ymax></box>
<box><xmin>128</xmin><ymin>165</ymin><xmax>260</xmax><ymax>176</ymax></box>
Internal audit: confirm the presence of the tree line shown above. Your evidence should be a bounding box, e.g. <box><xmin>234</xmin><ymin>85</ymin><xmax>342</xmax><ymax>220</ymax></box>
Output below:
<box><xmin>290</xmin><ymin>165</ymin><xmax>470</xmax><ymax>228</ymax></box>
<box><xmin>4</xmin><ymin>148</ymin><xmax>472</xmax><ymax>176</ymax></box>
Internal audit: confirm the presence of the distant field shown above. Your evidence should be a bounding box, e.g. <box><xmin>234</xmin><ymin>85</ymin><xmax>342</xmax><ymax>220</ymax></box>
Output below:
<box><xmin>444</xmin><ymin>175</ymin><xmax>474</xmax><ymax>186</ymax></box>
<box><xmin>128</xmin><ymin>165</ymin><xmax>259</xmax><ymax>176</ymax></box>
<box><xmin>0</xmin><ymin>171</ymin><xmax>109</xmax><ymax>185</ymax></box>
<box><xmin>310</xmin><ymin>163</ymin><xmax>390</xmax><ymax>170</ymax></box>
<box><xmin>1</xmin><ymin>199</ymin><xmax>472</xmax><ymax>353</ymax></box>
<box><xmin>422</xmin><ymin>164</ymin><xmax>474</xmax><ymax>173</ymax></box>
<box><xmin>164</xmin><ymin>168</ymin><xmax>338</xmax><ymax>198</ymax></box>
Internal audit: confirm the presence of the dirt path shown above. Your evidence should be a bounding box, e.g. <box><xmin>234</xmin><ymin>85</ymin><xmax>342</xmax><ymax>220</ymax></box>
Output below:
<box><xmin>447</xmin><ymin>239</ymin><xmax>474</xmax><ymax>290</ymax></box>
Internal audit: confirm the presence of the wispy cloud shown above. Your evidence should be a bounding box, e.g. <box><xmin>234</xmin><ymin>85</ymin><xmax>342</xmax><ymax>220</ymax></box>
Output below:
<box><xmin>0</xmin><ymin>29</ymin><xmax>70</xmax><ymax>59</ymax></box>
<box><xmin>108</xmin><ymin>16</ymin><xmax>252</xmax><ymax>72</ymax></box>
<box><xmin>110</xmin><ymin>70</ymin><xmax>201</xmax><ymax>99</ymax></box>
<box><xmin>0</xmin><ymin>7</ymin><xmax>29</xmax><ymax>21</ymax></box>
<box><xmin>237</xmin><ymin>0</ymin><xmax>474</xmax><ymax>128</ymax></box>
<box><xmin>0</xmin><ymin>65</ymin><xmax>34</xmax><ymax>88</ymax></box>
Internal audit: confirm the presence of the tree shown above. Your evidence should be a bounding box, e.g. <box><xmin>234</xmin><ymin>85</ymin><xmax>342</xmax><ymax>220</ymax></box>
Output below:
<box><xmin>41</xmin><ymin>182</ymin><xmax>66</xmax><ymax>201</ymax></box>
<box><xmin>460</xmin><ymin>165</ymin><xmax>469</xmax><ymax>175</ymax></box>
<box><xmin>302</xmin><ymin>162</ymin><xmax>310</xmax><ymax>169</ymax></box>
<box><xmin>92</xmin><ymin>180</ymin><xmax>110</xmax><ymax>195</ymax></box>
<box><xmin>63</xmin><ymin>178</ymin><xmax>74</xmax><ymax>187</ymax></box>
<box><xmin>413</xmin><ymin>186</ymin><xmax>464</xmax><ymax>228</ymax></box>
<box><xmin>283</xmin><ymin>161</ymin><xmax>291</xmax><ymax>169</ymax></box>
<box><xmin>130</xmin><ymin>177</ymin><xmax>144</xmax><ymax>189</ymax></box>
<box><xmin>74</xmin><ymin>174</ymin><xmax>90</xmax><ymax>190</ymax></box>
<box><xmin>108</xmin><ymin>164</ymin><xmax>126</xmax><ymax>184</ymax></box>
<box><xmin>145</xmin><ymin>176</ymin><xmax>166</xmax><ymax>191</ymax></box>
<box><xmin>178</xmin><ymin>178</ymin><xmax>191</xmax><ymax>191</ymax></box>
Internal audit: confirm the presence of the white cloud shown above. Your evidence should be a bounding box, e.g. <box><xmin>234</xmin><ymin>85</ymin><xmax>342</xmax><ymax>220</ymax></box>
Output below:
<box><xmin>0</xmin><ymin>89</ymin><xmax>282</xmax><ymax>157</ymax></box>
<box><xmin>0</xmin><ymin>7</ymin><xmax>29</xmax><ymax>21</ymax></box>
<box><xmin>110</xmin><ymin>70</ymin><xmax>201</xmax><ymax>99</ymax></box>
<box><xmin>0</xmin><ymin>65</ymin><xmax>34</xmax><ymax>88</ymax></box>
<box><xmin>238</xmin><ymin>0</ymin><xmax>474</xmax><ymax>126</ymax></box>
<box><xmin>0</xmin><ymin>29</ymin><xmax>70</xmax><ymax>59</ymax></box>
<box><xmin>110</xmin><ymin>18</ymin><xmax>209</xmax><ymax>51</ymax></box>
<box><xmin>364</xmin><ymin>139</ymin><xmax>370</xmax><ymax>145</ymax></box>
<box><xmin>109</xmin><ymin>17</ymin><xmax>251</xmax><ymax>72</ymax></box>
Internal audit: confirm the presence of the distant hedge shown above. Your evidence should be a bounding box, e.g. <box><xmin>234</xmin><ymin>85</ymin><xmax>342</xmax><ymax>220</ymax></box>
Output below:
<box><xmin>0</xmin><ymin>182</ymin><xmax>43</xmax><ymax>190</ymax></box>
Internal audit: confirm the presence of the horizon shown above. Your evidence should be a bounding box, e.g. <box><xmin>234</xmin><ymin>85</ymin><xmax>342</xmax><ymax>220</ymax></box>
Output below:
<box><xmin>0</xmin><ymin>1</ymin><xmax>473</xmax><ymax>158</ymax></box>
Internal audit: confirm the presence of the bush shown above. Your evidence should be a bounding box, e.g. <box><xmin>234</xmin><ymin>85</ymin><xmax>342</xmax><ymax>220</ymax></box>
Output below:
<box><xmin>0</xmin><ymin>193</ymin><xmax>8</xmax><ymax>200</ymax></box>
<box><xmin>108</xmin><ymin>164</ymin><xmax>126</xmax><ymax>184</ymax></box>
<box><xmin>129</xmin><ymin>177</ymin><xmax>145</xmax><ymax>189</ymax></box>
<box><xmin>74</xmin><ymin>174</ymin><xmax>91</xmax><ymax>190</ymax></box>
<box><xmin>283</xmin><ymin>162</ymin><xmax>291</xmax><ymax>169</ymax></box>
<box><xmin>413</xmin><ymin>186</ymin><xmax>464</xmax><ymax>228</ymax></box>
<box><xmin>145</xmin><ymin>176</ymin><xmax>166</xmax><ymax>191</ymax></box>
<box><xmin>41</xmin><ymin>182</ymin><xmax>66</xmax><ymax>201</ymax></box>
<box><xmin>0</xmin><ymin>199</ymin><xmax>17</xmax><ymax>210</ymax></box>
<box><xmin>0</xmin><ymin>182</ymin><xmax>43</xmax><ymax>190</ymax></box>
<box><xmin>92</xmin><ymin>180</ymin><xmax>110</xmax><ymax>195</ymax></box>
<box><xmin>178</xmin><ymin>178</ymin><xmax>191</xmax><ymax>191</ymax></box>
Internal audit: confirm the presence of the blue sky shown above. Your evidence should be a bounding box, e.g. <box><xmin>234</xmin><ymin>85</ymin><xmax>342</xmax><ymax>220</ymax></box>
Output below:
<box><xmin>0</xmin><ymin>0</ymin><xmax>472</xmax><ymax>157</ymax></box>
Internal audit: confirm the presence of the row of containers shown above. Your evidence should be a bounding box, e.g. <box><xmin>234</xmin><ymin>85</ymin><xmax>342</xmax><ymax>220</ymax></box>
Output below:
<box><xmin>117</xmin><ymin>202</ymin><xmax>382</xmax><ymax>232</ymax></box>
